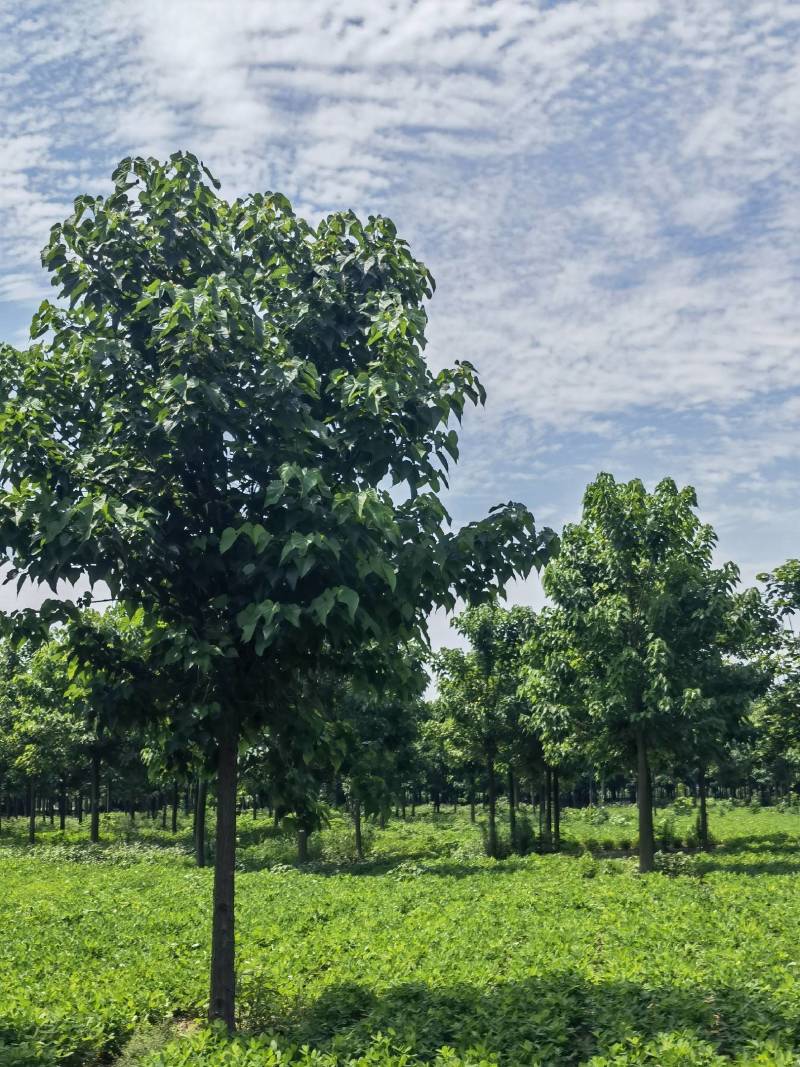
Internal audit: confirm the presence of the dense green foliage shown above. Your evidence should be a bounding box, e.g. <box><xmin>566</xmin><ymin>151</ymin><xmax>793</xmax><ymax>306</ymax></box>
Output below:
<box><xmin>1</xmin><ymin>806</ymin><xmax>799</xmax><ymax>1066</ymax></box>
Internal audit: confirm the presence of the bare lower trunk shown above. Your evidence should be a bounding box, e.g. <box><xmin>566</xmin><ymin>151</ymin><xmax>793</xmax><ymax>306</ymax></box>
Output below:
<box><xmin>28</xmin><ymin>780</ymin><xmax>35</xmax><ymax>845</ymax></box>
<box><xmin>508</xmin><ymin>768</ymin><xmax>517</xmax><ymax>852</ymax></box>
<box><xmin>553</xmin><ymin>768</ymin><xmax>561</xmax><ymax>851</ymax></box>
<box><xmin>59</xmin><ymin>782</ymin><xmax>67</xmax><ymax>831</ymax></box>
<box><xmin>171</xmin><ymin>781</ymin><xmax>179</xmax><ymax>835</ymax></box>
<box><xmin>487</xmin><ymin>755</ymin><xmax>498</xmax><ymax>858</ymax></box>
<box><xmin>90</xmin><ymin>751</ymin><xmax>101</xmax><ymax>844</ymax></box>
<box><xmin>297</xmin><ymin>826</ymin><xmax>308</xmax><ymax>863</ymax></box>
<box><xmin>698</xmin><ymin>766</ymin><xmax>709</xmax><ymax>851</ymax></box>
<box><xmin>544</xmin><ymin>766</ymin><xmax>553</xmax><ymax>849</ymax></box>
<box><xmin>636</xmin><ymin>727</ymin><xmax>655</xmax><ymax>873</ymax></box>
<box><xmin>195</xmin><ymin>778</ymin><xmax>208</xmax><ymax>868</ymax></box>
<box><xmin>353</xmin><ymin>798</ymin><xmax>363</xmax><ymax>860</ymax></box>
<box><xmin>208</xmin><ymin>716</ymin><xmax>239</xmax><ymax>1030</ymax></box>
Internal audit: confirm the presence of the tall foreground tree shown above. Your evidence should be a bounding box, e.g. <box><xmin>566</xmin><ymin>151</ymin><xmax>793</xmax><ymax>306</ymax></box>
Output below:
<box><xmin>542</xmin><ymin>474</ymin><xmax>748</xmax><ymax>872</ymax></box>
<box><xmin>0</xmin><ymin>153</ymin><xmax>552</xmax><ymax>1027</ymax></box>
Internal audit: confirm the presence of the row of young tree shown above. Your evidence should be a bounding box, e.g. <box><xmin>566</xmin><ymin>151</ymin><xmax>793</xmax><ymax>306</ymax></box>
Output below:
<box><xmin>3</xmin><ymin>474</ymin><xmax>798</xmax><ymax>874</ymax></box>
<box><xmin>0</xmin><ymin>153</ymin><xmax>797</xmax><ymax>1029</ymax></box>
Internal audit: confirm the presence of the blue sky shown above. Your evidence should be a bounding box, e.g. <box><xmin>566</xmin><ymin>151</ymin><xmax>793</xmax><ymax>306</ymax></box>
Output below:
<box><xmin>1</xmin><ymin>0</ymin><xmax>799</xmax><ymax>646</ymax></box>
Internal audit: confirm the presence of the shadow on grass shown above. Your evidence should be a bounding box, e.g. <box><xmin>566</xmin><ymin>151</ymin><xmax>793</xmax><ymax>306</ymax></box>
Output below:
<box><xmin>713</xmin><ymin>831</ymin><xmax>800</xmax><ymax>855</ymax></box>
<box><xmin>239</xmin><ymin>974</ymin><xmax>800</xmax><ymax>1064</ymax></box>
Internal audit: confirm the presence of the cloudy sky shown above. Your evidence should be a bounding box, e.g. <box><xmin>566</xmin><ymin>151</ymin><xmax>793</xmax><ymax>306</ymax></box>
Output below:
<box><xmin>1</xmin><ymin>0</ymin><xmax>799</xmax><ymax>644</ymax></box>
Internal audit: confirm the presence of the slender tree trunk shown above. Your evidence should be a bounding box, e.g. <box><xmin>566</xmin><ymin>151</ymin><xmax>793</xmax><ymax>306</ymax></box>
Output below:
<box><xmin>469</xmin><ymin>784</ymin><xmax>476</xmax><ymax>824</ymax></box>
<box><xmin>77</xmin><ymin>793</ymin><xmax>83</xmax><ymax>824</ymax></box>
<box><xmin>161</xmin><ymin>800</ymin><xmax>167</xmax><ymax>830</ymax></box>
<box><xmin>106</xmin><ymin>778</ymin><xmax>111</xmax><ymax>814</ymax></box>
<box><xmin>508</xmin><ymin>768</ymin><xmax>517</xmax><ymax>852</ymax></box>
<box><xmin>353</xmin><ymin>798</ymin><xmax>364</xmax><ymax>860</ymax></box>
<box><xmin>487</xmin><ymin>754</ymin><xmax>498</xmax><ymax>858</ymax></box>
<box><xmin>195</xmin><ymin>778</ymin><xmax>208</xmax><ymax>868</ymax></box>
<box><xmin>28</xmin><ymin>781</ymin><xmax>35</xmax><ymax>845</ymax></box>
<box><xmin>297</xmin><ymin>826</ymin><xmax>308</xmax><ymax>863</ymax></box>
<box><xmin>544</xmin><ymin>766</ymin><xmax>553</xmax><ymax>849</ymax></box>
<box><xmin>698</xmin><ymin>766</ymin><xmax>709</xmax><ymax>851</ymax></box>
<box><xmin>90</xmin><ymin>751</ymin><xmax>101</xmax><ymax>844</ymax></box>
<box><xmin>636</xmin><ymin>727</ymin><xmax>655</xmax><ymax>873</ymax></box>
<box><xmin>208</xmin><ymin>715</ymin><xmax>239</xmax><ymax>1030</ymax></box>
<box><xmin>553</xmin><ymin>768</ymin><xmax>561</xmax><ymax>851</ymax></box>
<box><xmin>58</xmin><ymin>782</ymin><xmax>66</xmax><ymax>831</ymax></box>
<box><xmin>171</xmin><ymin>781</ymin><xmax>179</xmax><ymax>834</ymax></box>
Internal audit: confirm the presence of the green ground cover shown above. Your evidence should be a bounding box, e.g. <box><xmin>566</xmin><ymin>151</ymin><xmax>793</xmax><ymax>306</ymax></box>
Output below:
<box><xmin>1</xmin><ymin>805</ymin><xmax>799</xmax><ymax>1066</ymax></box>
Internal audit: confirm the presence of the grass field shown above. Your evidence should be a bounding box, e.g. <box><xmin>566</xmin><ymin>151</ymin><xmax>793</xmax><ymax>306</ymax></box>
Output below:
<box><xmin>1</xmin><ymin>803</ymin><xmax>799</xmax><ymax>1066</ymax></box>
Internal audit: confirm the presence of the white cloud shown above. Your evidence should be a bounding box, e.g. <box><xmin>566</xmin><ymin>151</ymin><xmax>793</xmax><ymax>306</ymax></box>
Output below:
<box><xmin>0</xmin><ymin>0</ymin><xmax>799</xmax><ymax>635</ymax></box>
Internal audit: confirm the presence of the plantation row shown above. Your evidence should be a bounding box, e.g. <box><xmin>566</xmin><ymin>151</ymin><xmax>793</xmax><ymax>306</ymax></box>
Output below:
<box><xmin>2</xmin><ymin>506</ymin><xmax>798</xmax><ymax>875</ymax></box>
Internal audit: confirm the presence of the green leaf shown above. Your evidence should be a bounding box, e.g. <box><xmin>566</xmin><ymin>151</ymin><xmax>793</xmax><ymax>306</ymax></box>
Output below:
<box><xmin>219</xmin><ymin>528</ymin><xmax>238</xmax><ymax>554</ymax></box>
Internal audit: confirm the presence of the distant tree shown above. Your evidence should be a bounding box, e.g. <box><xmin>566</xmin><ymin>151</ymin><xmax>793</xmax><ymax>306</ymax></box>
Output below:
<box><xmin>543</xmin><ymin>474</ymin><xmax>753</xmax><ymax>872</ymax></box>
<box><xmin>755</xmin><ymin>560</ymin><xmax>800</xmax><ymax>797</ymax></box>
<box><xmin>434</xmin><ymin>604</ymin><xmax>536</xmax><ymax>857</ymax></box>
<box><xmin>0</xmin><ymin>637</ymin><xmax>89</xmax><ymax>842</ymax></box>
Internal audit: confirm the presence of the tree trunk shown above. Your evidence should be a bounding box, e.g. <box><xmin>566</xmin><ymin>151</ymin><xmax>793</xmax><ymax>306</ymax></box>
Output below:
<box><xmin>28</xmin><ymin>781</ymin><xmax>35</xmax><ymax>845</ymax></box>
<box><xmin>636</xmin><ymin>727</ymin><xmax>655</xmax><ymax>873</ymax></box>
<box><xmin>508</xmin><ymin>768</ymin><xmax>517</xmax><ymax>852</ymax></box>
<box><xmin>195</xmin><ymin>777</ymin><xmax>208</xmax><ymax>868</ymax></box>
<box><xmin>208</xmin><ymin>715</ymin><xmax>239</xmax><ymax>1030</ymax></box>
<box><xmin>90</xmin><ymin>751</ymin><xmax>101</xmax><ymax>844</ymax></box>
<box><xmin>77</xmin><ymin>793</ymin><xmax>83</xmax><ymax>824</ymax></box>
<box><xmin>544</xmin><ymin>766</ymin><xmax>553</xmax><ymax>849</ymax></box>
<box><xmin>353</xmin><ymin>798</ymin><xmax>364</xmax><ymax>860</ymax></box>
<box><xmin>487</xmin><ymin>754</ymin><xmax>498</xmax><ymax>858</ymax></box>
<box><xmin>171</xmin><ymin>781</ymin><xmax>179</xmax><ymax>834</ymax></box>
<box><xmin>59</xmin><ymin>782</ymin><xmax>67</xmax><ymax>831</ymax></box>
<box><xmin>297</xmin><ymin>826</ymin><xmax>308</xmax><ymax>863</ymax></box>
<box><xmin>469</xmin><ymin>786</ymin><xmax>476</xmax><ymax>824</ymax></box>
<box><xmin>553</xmin><ymin>768</ymin><xmax>561</xmax><ymax>851</ymax></box>
<box><xmin>698</xmin><ymin>766</ymin><xmax>709</xmax><ymax>851</ymax></box>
